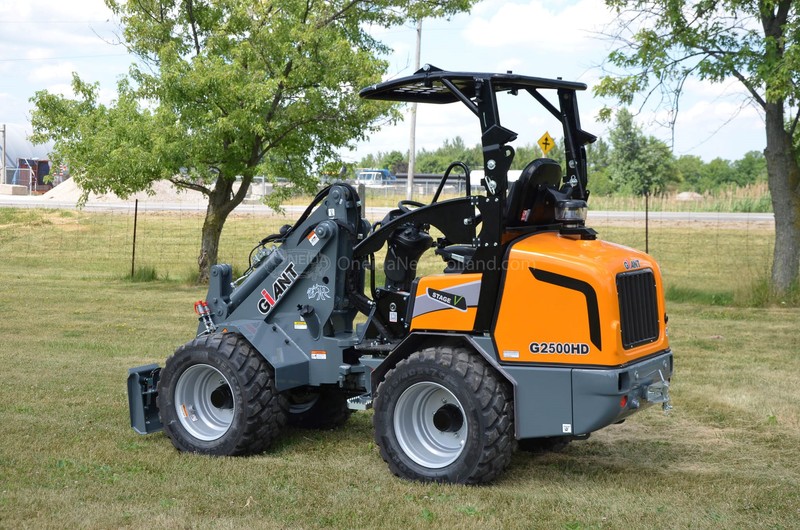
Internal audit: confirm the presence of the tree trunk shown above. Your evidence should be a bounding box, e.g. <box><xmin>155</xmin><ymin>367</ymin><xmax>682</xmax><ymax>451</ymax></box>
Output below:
<box><xmin>198</xmin><ymin>204</ymin><xmax>224</xmax><ymax>284</ymax></box>
<box><xmin>763</xmin><ymin>101</ymin><xmax>800</xmax><ymax>295</ymax></box>
<box><xmin>196</xmin><ymin>174</ymin><xmax>253</xmax><ymax>283</ymax></box>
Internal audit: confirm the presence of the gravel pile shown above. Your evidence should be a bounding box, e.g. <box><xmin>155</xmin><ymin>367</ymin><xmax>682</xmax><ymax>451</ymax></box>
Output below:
<box><xmin>42</xmin><ymin>178</ymin><xmax>208</xmax><ymax>205</ymax></box>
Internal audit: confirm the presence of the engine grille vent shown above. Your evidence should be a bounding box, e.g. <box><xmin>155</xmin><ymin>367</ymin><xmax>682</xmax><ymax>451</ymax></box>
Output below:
<box><xmin>616</xmin><ymin>269</ymin><xmax>660</xmax><ymax>349</ymax></box>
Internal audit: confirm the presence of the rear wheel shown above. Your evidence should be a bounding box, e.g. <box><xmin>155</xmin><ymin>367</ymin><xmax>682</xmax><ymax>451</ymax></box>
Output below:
<box><xmin>157</xmin><ymin>333</ymin><xmax>287</xmax><ymax>456</ymax></box>
<box><xmin>285</xmin><ymin>387</ymin><xmax>352</xmax><ymax>429</ymax></box>
<box><xmin>373</xmin><ymin>346</ymin><xmax>514</xmax><ymax>484</ymax></box>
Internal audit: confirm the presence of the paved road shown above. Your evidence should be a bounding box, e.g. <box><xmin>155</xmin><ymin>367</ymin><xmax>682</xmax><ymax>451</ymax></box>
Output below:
<box><xmin>0</xmin><ymin>194</ymin><xmax>775</xmax><ymax>225</ymax></box>
<box><xmin>586</xmin><ymin>210</ymin><xmax>774</xmax><ymax>224</ymax></box>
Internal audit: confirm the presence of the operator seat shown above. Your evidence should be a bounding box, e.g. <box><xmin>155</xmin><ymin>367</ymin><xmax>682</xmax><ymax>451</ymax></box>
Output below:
<box><xmin>505</xmin><ymin>158</ymin><xmax>562</xmax><ymax>227</ymax></box>
<box><xmin>437</xmin><ymin>159</ymin><xmax>563</xmax><ymax>273</ymax></box>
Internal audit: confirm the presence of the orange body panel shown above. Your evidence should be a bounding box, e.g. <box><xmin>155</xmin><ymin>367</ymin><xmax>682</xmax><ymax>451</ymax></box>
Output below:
<box><xmin>494</xmin><ymin>231</ymin><xmax>669</xmax><ymax>366</ymax></box>
<box><xmin>410</xmin><ymin>273</ymin><xmax>482</xmax><ymax>332</ymax></box>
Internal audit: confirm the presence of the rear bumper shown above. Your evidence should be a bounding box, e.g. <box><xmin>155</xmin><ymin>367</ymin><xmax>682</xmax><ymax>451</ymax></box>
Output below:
<box><xmin>572</xmin><ymin>350</ymin><xmax>673</xmax><ymax>435</ymax></box>
<box><xmin>503</xmin><ymin>350</ymin><xmax>673</xmax><ymax>439</ymax></box>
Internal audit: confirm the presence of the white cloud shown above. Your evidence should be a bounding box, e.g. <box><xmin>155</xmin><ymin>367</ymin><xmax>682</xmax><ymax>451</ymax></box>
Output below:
<box><xmin>670</xmin><ymin>99</ymin><xmax>764</xmax><ymax>158</ymax></box>
<box><xmin>638</xmin><ymin>75</ymin><xmax>764</xmax><ymax>151</ymax></box>
<box><xmin>496</xmin><ymin>57</ymin><xmax>524</xmax><ymax>74</ymax></box>
<box><xmin>462</xmin><ymin>0</ymin><xmax>615</xmax><ymax>53</ymax></box>
<box><xmin>27</xmin><ymin>62</ymin><xmax>77</xmax><ymax>83</ymax></box>
<box><xmin>679</xmin><ymin>76</ymin><xmax>759</xmax><ymax>104</ymax></box>
<box><xmin>677</xmin><ymin>99</ymin><xmax>761</xmax><ymax>126</ymax></box>
<box><xmin>0</xmin><ymin>0</ymin><xmax>770</xmax><ymax>164</ymax></box>
<box><xmin>97</xmin><ymin>86</ymin><xmax>120</xmax><ymax>106</ymax></box>
<box><xmin>25</xmin><ymin>48</ymin><xmax>55</xmax><ymax>61</ymax></box>
<box><xmin>43</xmin><ymin>83</ymin><xmax>75</xmax><ymax>98</ymax></box>
<box><xmin>11</xmin><ymin>0</ymin><xmax>113</xmax><ymax>21</ymax></box>
<box><xmin>347</xmin><ymin>103</ymin><xmax>478</xmax><ymax>162</ymax></box>
<box><xmin>2</xmin><ymin>0</ymin><xmax>117</xmax><ymax>49</ymax></box>
<box><xmin>0</xmin><ymin>0</ymin><xmax>131</xmax><ymax>126</ymax></box>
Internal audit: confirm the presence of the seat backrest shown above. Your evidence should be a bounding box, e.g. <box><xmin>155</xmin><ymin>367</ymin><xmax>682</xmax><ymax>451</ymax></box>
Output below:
<box><xmin>505</xmin><ymin>158</ymin><xmax>562</xmax><ymax>227</ymax></box>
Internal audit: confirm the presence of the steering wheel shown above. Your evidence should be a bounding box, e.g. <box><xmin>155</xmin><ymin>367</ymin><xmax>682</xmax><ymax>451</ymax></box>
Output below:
<box><xmin>398</xmin><ymin>199</ymin><xmax>425</xmax><ymax>213</ymax></box>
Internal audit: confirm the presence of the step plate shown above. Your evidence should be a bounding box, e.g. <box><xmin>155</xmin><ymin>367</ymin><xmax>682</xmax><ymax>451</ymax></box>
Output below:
<box><xmin>347</xmin><ymin>394</ymin><xmax>373</xmax><ymax>411</ymax></box>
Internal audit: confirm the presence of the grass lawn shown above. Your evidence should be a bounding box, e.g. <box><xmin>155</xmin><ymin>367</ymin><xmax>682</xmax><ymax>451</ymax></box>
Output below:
<box><xmin>1</xmin><ymin>207</ymin><xmax>798</xmax><ymax>529</ymax></box>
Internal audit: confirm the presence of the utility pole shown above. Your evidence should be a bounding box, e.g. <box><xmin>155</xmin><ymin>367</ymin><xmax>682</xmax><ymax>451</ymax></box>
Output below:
<box><xmin>406</xmin><ymin>18</ymin><xmax>422</xmax><ymax>201</ymax></box>
<box><xmin>1</xmin><ymin>124</ymin><xmax>6</xmax><ymax>185</ymax></box>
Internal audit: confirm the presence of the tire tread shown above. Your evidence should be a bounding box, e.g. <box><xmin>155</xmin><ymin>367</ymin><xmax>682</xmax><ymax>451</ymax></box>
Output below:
<box><xmin>157</xmin><ymin>333</ymin><xmax>287</xmax><ymax>456</ymax></box>
<box><xmin>373</xmin><ymin>345</ymin><xmax>514</xmax><ymax>484</ymax></box>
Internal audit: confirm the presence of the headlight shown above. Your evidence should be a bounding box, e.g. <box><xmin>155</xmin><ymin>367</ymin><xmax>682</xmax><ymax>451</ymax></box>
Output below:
<box><xmin>555</xmin><ymin>200</ymin><xmax>587</xmax><ymax>224</ymax></box>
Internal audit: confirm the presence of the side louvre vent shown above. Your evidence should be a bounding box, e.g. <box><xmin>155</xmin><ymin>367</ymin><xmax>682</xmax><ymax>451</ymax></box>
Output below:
<box><xmin>616</xmin><ymin>269</ymin><xmax>659</xmax><ymax>349</ymax></box>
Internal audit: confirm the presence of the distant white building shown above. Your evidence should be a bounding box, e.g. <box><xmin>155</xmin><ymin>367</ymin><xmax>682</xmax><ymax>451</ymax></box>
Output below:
<box><xmin>2</xmin><ymin>123</ymin><xmax>57</xmax><ymax>193</ymax></box>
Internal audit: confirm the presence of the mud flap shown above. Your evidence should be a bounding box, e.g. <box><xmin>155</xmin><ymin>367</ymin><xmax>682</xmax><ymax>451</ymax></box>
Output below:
<box><xmin>127</xmin><ymin>364</ymin><xmax>163</xmax><ymax>434</ymax></box>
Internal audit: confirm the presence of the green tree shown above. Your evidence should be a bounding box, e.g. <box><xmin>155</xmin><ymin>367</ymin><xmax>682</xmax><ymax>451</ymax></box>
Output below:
<box><xmin>608</xmin><ymin>109</ymin><xmax>644</xmax><ymax>194</ymax></box>
<box><xmin>414</xmin><ymin>148</ymin><xmax>438</xmax><ymax>173</ymax></box>
<box><xmin>31</xmin><ymin>0</ymin><xmax>473</xmax><ymax>282</ymax></box>
<box><xmin>704</xmin><ymin>158</ymin><xmax>737</xmax><ymax>189</ymax></box>
<box><xmin>596</xmin><ymin>0</ymin><xmax>800</xmax><ymax>294</ymax></box>
<box><xmin>608</xmin><ymin>109</ymin><xmax>676</xmax><ymax>195</ymax></box>
<box><xmin>379</xmin><ymin>150</ymin><xmax>407</xmax><ymax>175</ymax></box>
<box><xmin>587</xmin><ymin>137</ymin><xmax>614</xmax><ymax>195</ymax></box>
<box><xmin>414</xmin><ymin>136</ymin><xmax>482</xmax><ymax>173</ymax></box>
<box><xmin>512</xmin><ymin>141</ymin><xmax>566</xmax><ymax>174</ymax></box>
<box><xmin>358</xmin><ymin>154</ymin><xmax>380</xmax><ymax>170</ymax></box>
<box><xmin>441</xmin><ymin>136</ymin><xmax>482</xmax><ymax>169</ymax></box>
<box><xmin>676</xmin><ymin>155</ymin><xmax>706</xmax><ymax>191</ymax></box>
<box><xmin>733</xmin><ymin>150</ymin><xmax>768</xmax><ymax>185</ymax></box>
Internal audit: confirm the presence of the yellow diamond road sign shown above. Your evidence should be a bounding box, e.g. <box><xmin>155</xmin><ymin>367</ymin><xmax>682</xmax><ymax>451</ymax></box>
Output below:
<box><xmin>538</xmin><ymin>131</ymin><xmax>555</xmax><ymax>156</ymax></box>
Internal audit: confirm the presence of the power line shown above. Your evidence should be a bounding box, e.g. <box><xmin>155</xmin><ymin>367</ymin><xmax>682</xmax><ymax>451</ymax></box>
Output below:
<box><xmin>0</xmin><ymin>54</ymin><xmax>130</xmax><ymax>63</ymax></box>
<box><xmin>0</xmin><ymin>20</ymin><xmax>113</xmax><ymax>24</ymax></box>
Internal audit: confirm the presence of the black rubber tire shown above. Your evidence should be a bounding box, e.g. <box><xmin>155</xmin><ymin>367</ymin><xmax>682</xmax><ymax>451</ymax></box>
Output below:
<box><xmin>157</xmin><ymin>333</ymin><xmax>288</xmax><ymax>456</ymax></box>
<box><xmin>373</xmin><ymin>346</ymin><xmax>514</xmax><ymax>484</ymax></box>
<box><xmin>517</xmin><ymin>436</ymin><xmax>571</xmax><ymax>454</ymax></box>
<box><xmin>285</xmin><ymin>387</ymin><xmax>352</xmax><ymax>429</ymax></box>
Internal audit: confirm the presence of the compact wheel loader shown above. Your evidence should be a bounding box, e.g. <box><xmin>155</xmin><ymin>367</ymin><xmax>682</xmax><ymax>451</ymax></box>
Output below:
<box><xmin>128</xmin><ymin>66</ymin><xmax>673</xmax><ymax>484</ymax></box>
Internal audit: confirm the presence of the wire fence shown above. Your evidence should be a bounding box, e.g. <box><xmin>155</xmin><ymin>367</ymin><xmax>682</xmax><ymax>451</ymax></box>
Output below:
<box><xmin>1</xmin><ymin>192</ymin><xmax>775</xmax><ymax>298</ymax></box>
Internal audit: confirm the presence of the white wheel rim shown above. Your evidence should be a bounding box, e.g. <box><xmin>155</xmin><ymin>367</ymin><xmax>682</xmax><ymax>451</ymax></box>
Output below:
<box><xmin>174</xmin><ymin>364</ymin><xmax>235</xmax><ymax>441</ymax></box>
<box><xmin>393</xmin><ymin>382</ymin><xmax>468</xmax><ymax>468</ymax></box>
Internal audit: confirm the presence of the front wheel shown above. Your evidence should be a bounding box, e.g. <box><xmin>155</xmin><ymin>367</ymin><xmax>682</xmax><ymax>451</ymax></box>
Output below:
<box><xmin>157</xmin><ymin>333</ymin><xmax>287</xmax><ymax>456</ymax></box>
<box><xmin>373</xmin><ymin>346</ymin><xmax>514</xmax><ymax>484</ymax></box>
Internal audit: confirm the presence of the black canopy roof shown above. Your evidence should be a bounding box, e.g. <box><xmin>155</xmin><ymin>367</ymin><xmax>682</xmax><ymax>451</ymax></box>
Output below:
<box><xmin>359</xmin><ymin>65</ymin><xmax>587</xmax><ymax>104</ymax></box>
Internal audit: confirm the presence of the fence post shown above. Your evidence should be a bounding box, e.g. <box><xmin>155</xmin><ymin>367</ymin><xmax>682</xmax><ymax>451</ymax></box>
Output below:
<box><xmin>1</xmin><ymin>123</ymin><xmax>6</xmax><ymax>186</ymax></box>
<box><xmin>131</xmin><ymin>199</ymin><xmax>139</xmax><ymax>278</ymax></box>
<box><xmin>645</xmin><ymin>192</ymin><xmax>649</xmax><ymax>254</ymax></box>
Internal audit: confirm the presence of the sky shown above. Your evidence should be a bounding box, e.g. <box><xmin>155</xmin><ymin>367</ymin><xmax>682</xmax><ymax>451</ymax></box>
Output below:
<box><xmin>0</xmin><ymin>0</ymin><xmax>766</xmax><ymax>165</ymax></box>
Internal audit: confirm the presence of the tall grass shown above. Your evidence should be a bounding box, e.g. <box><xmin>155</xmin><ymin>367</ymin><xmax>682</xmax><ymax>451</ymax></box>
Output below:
<box><xmin>734</xmin><ymin>275</ymin><xmax>800</xmax><ymax>307</ymax></box>
<box><xmin>588</xmin><ymin>182</ymin><xmax>772</xmax><ymax>213</ymax></box>
<box><xmin>127</xmin><ymin>265</ymin><xmax>160</xmax><ymax>282</ymax></box>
